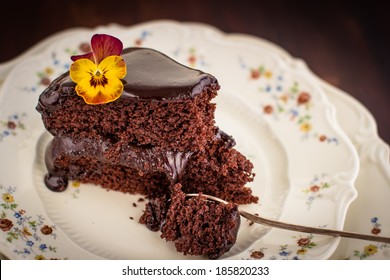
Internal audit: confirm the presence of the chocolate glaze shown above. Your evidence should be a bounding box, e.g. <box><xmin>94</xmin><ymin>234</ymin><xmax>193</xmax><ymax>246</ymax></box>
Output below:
<box><xmin>215</xmin><ymin>129</ymin><xmax>236</xmax><ymax>149</ymax></box>
<box><xmin>120</xmin><ymin>48</ymin><xmax>217</xmax><ymax>100</ymax></box>
<box><xmin>36</xmin><ymin>47</ymin><xmax>218</xmax><ymax>112</ymax></box>
<box><xmin>45</xmin><ymin>136</ymin><xmax>193</xmax><ymax>191</ymax></box>
<box><xmin>44</xmin><ymin>174</ymin><xmax>68</xmax><ymax>192</ymax></box>
<box><xmin>44</xmin><ymin>129</ymin><xmax>235</xmax><ymax>191</ymax></box>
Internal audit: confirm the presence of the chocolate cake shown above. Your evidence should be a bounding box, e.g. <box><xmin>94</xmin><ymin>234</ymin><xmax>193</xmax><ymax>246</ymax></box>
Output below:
<box><xmin>36</xmin><ymin>45</ymin><xmax>257</xmax><ymax>203</ymax></box>
<box><xmin>139</xmin><ymin>184</ymin><xmax>240</xmax><ymax>259</ymax></box>
<box><xmin>36</xmin><ymin>37</ymin><xmax>257</xmax><ymax>258</ymax></box>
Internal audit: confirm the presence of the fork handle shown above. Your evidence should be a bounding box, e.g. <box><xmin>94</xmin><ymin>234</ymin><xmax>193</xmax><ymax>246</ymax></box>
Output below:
<box><xmin>239</xmin><ymin>210</ymin><xmax>390</xmax><ymax>243</ymax></box>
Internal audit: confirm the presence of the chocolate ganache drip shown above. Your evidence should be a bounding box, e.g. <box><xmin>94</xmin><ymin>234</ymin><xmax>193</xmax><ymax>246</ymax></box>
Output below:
<box><xmin>44</xmin><ymin>136</ymin><xmax>193</xmax><ymax>191</ymax></box>
<box><xmin>44</xmin><ymin>129</ymin><xmax>236</xmax><ymax>192</ymax></box>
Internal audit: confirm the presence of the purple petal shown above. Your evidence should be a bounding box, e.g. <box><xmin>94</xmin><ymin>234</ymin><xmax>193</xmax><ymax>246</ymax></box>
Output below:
<box><xmin>71</xmin><ymin>52</ymin><xmax>94</xmax><ymax>62</ymax></box>
<box><xmin>90</xmin><ymin>34</ymin><xmax>123</xmax><ymax>64</ymax></box>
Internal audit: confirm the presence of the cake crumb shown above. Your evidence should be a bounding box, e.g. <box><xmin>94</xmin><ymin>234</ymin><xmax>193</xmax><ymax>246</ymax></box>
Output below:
<box><xmin>132</xmin><ymin>202</ymin><xmax>137</xmax><ymax>207</ymax></box>
<box><xmin>138</xmin><ymin>198</ymin><xmax>145</xmax><ymax>202</ymax></box>
<box><xmin>129</xmin><ymin>217</ymin><xmax>134</xmax><ymax>220</ymax></box>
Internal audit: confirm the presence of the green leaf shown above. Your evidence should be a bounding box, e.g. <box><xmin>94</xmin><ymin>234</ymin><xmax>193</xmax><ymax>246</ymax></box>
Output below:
<box><xmin>259</xmin><ymin>65</ymin><xmax>265</xmax><ymax>73</ymax></box>
<box><xmin>353</xmin><ymin>250</ymin><xmax>360</xmax><ymax>258</ymax></box>
<box><xmin>49</xmin><ymin>246</ymin><xmax>57</xmax><ymax>253</ymax></box>
<box><xmin>29</xmin><ymin>221</ymin><xmax>37</xmax><ymax>228</ymax></box>
<box><xmin>1</xmin><ymin>203</ymin><xmax>10</xmax><ymax>210</ymax></box>
<box><xmin>10</xmin><ymin>203</ymin><xmax>18</xmax><ymax>210</ymax></box>
<box><xmin>7</xmin><ymin>231</ymin><xmax>19</xmax><ymax>242</ymax></box>
<box><xmin>290</xmin><ymin>82</ymin><xmax>299</xmax><ymax>93</ymax></box>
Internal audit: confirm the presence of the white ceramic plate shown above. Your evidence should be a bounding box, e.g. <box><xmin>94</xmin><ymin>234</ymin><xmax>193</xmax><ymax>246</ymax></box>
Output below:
<box><xmin>0</xmin><ymin>20</ymin><xmax>359</xmax><ymax>260</ymax></box>
<box><xmin>321</xmin><ymin>74</ymin><xmax>390</xmax><ymax>259</ymax></box>
<box><xmin>229</xmin><ymin>33</ymin><xmax>390</xmax><ymax>259</ymax></box>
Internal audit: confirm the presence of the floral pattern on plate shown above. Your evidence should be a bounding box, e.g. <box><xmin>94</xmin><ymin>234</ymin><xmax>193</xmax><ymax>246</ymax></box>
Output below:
<box><xmin>240</xmin><ymin>58</ymin><xmax>339</xmax><ymax>144</ymax></box>
<box><xmin>0</xmin><ymin>184</ymin><xmax>65</xmax><ymax>260</ymax></box>
<box><xmin>343</xmin><ymin>217</ymin><xmax>390</xmax><ymax>260</ymax></box>
<box><xmin>0</xmin><ymin>113</ymin><xmax>27</xmax><ymax>142</ymax></box>
<box><xmin>302</xmin><ymin>173</ymin><xmax>332</xmax><ymax>210</ymax></box>
<box><xmin>248</xmin><ymin>234</ymin><xmax>318</xmax><ymax>260</ymax></box>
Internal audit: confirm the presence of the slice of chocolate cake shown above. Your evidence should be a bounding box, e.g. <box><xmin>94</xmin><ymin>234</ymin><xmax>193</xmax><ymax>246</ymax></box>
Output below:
<box><xmin>36</xmin><ymin>35</ymin><xmax>257</xmax><ymax>259</ymax></box>
<box><xmin>37</xmin><ymin>43</ymin><xmax>257</xmax><ymax>204</ymax></box>
<box><xmin>36</xmin><ymin>47</ymin><xmax>219</xmax><ymax>152</ymax></box>
<box><xmin>139</xmin><ymin>184</ymin><xmax>241</xmax><ymax>259</ymax></box>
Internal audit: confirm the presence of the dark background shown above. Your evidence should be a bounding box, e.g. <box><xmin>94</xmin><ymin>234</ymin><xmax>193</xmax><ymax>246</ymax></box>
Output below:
<box><xmin>1</xmin><ymin>0</ymin><xmax>389</xmax><ymax>145</ymax></box>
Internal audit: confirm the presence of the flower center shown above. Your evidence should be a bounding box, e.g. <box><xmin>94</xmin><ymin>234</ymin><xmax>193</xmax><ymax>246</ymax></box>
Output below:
<box><xmin>90</xmin><ymin>69</ymin><xmax>108</xmax><ymax>88</ymax></box>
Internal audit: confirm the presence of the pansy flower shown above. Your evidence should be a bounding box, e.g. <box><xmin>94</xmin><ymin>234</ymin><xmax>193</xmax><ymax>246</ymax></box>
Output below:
<box><xmin>69</xmin><ymin>34</ymin><xmax>127</xmax><ymax>105</ymax></box>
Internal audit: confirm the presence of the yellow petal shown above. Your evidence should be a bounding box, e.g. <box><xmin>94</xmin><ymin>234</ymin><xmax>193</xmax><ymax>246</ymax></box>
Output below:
<box><xmin>69</xmin><ymin>59</ymin><xmax>97</xmax><ymax>83</ymax></box>
<box><xmin>98</xmin><ymin>55</ymin><xmax>127</xmax><ymax>79</ymax></box>
<box><xmin>75</xmin><ymin>76</ymin><xmax>124</xmax><ymax>105</ymax></box>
